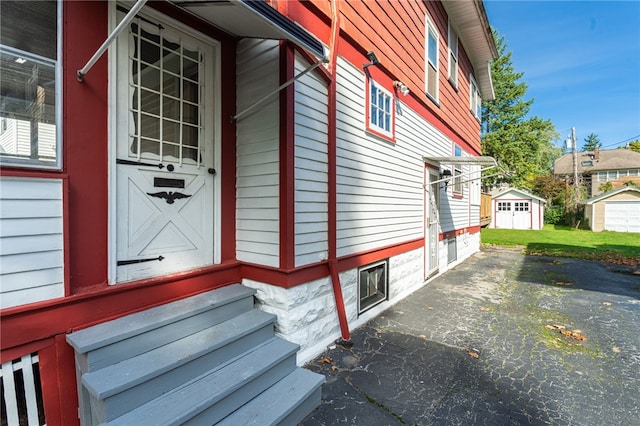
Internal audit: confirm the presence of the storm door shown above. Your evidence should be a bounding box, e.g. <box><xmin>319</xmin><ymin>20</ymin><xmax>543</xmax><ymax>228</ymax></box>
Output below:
<box><xmin>426</xmin><ymin>170</ymin><xmax>440</xmax><ymax>278</ymax></box>
<box><xmin>114</xmin><ymin>11</ymin><xmax>218</xmax><ymax>282</ymax></box>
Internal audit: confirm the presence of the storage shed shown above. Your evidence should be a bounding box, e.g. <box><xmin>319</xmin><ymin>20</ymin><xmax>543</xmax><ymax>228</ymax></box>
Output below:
<box><xmin>582</xmin><ymin>187</ymin><xmax>640</xmax><ymax>232</ymax></box>
<box><xmin>490</xmin><ymin>188</ymin><xmax>545</xmax><ymax>230</ymax></box>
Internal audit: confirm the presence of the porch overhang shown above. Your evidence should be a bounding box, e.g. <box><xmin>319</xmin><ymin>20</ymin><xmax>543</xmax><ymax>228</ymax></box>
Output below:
<box><xmin>424</xmin><ymin>156</ymin><xmax>503</xmax><ymax>185</ymax></box>
<box><xmin>424</xmin><ymin>156</ymin><xmax>498</xmax><ymax>167</ymax></box>
<box><xmin>171</xmin><ymin>0</ymin><xmax>327</xmax><ymax>60</ymax></box>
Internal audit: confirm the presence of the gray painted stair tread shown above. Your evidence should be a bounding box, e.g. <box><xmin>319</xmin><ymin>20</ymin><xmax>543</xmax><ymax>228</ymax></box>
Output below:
<box><xmin>82</xmin><ymin>309</ymin><xmax>276</xmax><ymax>399</ymax></box>
<box><xmin>67</xmin><ymin>284</ymin><xmax>254</xmax><ymax>352</ymax></box>
<box><xmin>218</xmin><ymin>368</ymin><xmax>325</xmax><ymax>426</ymax></box>
<box><xmin>104</xmin><ymin>337</ymin><xmax>299</xmax><ymax>426</ymax></box>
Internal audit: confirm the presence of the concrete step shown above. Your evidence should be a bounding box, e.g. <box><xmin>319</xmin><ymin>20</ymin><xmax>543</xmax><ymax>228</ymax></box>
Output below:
<box><xmin>218</xmin><ymin>368</ymin><xmax>325</xmax><ymax>426</ymax></box>
<box><xmin>103</xmin><ymin>337</ymin><xmax>300</xmax><ymax>426</ymax></box>
<box><xmin>82</xmin><ymin>309</ymin><xmax>277</xmax><ymax>423</ymax></box>
<box><xmin>66</xmin><ymin>284</ymin><xmax>255</xmax><ymax>373</ymax></box>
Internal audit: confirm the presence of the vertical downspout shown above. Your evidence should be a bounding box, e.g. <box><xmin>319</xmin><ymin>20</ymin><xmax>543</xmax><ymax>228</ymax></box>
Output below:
<box><xmin>327</xmin><ymin>0</ymin><xmax>352</xmax><ymax>346</ymax></box>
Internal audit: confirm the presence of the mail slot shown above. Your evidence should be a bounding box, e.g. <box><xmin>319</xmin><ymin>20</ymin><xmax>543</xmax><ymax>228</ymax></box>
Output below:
<box><xmin>154</xmin><ymin>177</ymin><xmax>185</xmax><ymax>188</ymax></box>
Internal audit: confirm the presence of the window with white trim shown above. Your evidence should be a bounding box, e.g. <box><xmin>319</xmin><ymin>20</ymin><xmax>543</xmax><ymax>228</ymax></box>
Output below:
<box><xmin>448</xmin><ymin>21</ymin><xmax>458</xmax><ymax>88</ymax></box>
<box><xmin>366</xmin><ymin>78</ymin><xmax>394</xmax><ymax>140</ymax></box>
<box><xmin>470</xmin><ymin>75</ymin><xmax>481</xmax><ymax>120</ymax></box>
<box><xmin>358</xmin><ymin>260</ymin><xmax>388</xmax><ymax>314</ymax></box>
<box><xmin>425</xmin><ymin>15</ymin><xmax>439</xmax><ymax>102</ymax></box>
<box><xmin>0</xmin><ymin>0</ymin><xmax>61</xmax><ymax>168</ymax></box>
<box><xmin>453</xmin><ymin>144</ymin><xmax>463</xmax><ymax>194</ymax></box>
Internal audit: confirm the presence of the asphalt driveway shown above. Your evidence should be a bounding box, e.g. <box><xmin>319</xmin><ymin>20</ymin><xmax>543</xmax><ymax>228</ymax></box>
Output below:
<box><xmin>301</xmin><ymin>246</ymin><xmax>640</xmax><ymax>425</ymax></box>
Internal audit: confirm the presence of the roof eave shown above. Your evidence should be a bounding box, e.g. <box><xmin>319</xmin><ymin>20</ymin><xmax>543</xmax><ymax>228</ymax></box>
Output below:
<box><xmin>442</xmin><ymin>0</ymin><xmax>498</xmax><ymax>100</ymax></box>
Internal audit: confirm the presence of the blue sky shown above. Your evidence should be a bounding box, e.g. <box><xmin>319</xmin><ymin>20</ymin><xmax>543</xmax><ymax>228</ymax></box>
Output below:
<box><xmin>483</xmin><ymin>0</ymin><xmax>640</xmax><ymax>151</ymax></box>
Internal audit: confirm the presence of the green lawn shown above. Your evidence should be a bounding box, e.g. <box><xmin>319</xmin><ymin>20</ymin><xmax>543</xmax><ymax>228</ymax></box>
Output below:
<box><xmin>481</xmin><ymin>225</ymin><xmax>640</xmax><ymax>266</ymax></box>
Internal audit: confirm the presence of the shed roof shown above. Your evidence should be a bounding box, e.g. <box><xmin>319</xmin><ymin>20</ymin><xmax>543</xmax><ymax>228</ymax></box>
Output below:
<box><xmin>582</xmin><ymin>186</ymin><xmax>640</xmax><ymax>205</ymax></box>
<box><xmin>491</xmin><ymin>187</ymin><xmax>546</xmax><ymax>203</ymax></box>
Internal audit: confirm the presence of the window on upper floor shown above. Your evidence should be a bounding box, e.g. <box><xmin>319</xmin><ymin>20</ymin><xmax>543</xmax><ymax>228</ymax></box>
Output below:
<box><xmin>366</xmin><ymin>78</ymin><xmax>394</xmax><ymax>142</ymax></box>
<box><xmin>425</xmin><ymin>14</ymin><xmax>439</xmax><ymax>102</ymax></box>
<box><xmin>448</xmin><ymin>21</ymin><xmax>458</xmax><ymax>89</ymax></box>
<box><xmin>0</xmin><ymin>0</ymin><xmax>61</xmax><ymax>169</ymax></box>
<box><xmin>470</xmin><ymin>75</ymin><xmax>481</xmax><ymax>120</ymax></box>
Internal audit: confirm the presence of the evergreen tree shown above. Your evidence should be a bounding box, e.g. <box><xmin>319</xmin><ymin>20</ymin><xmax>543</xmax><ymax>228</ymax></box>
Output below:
<box><xmin>582</xmin><ymin>133</ymin><xmax>601</xmax><ymax>151</ymax></box>
<box><xmin>481</xmin><ymin>29</ymin><xmax>560</xmax><ymax>189</ymax></box>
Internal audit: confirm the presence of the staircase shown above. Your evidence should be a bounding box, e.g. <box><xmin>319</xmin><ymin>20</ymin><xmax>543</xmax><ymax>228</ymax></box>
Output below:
<box><xmin>66</xmin><ymin>284</ymin><xmax>324</xmax><ymax>425</ymax></box>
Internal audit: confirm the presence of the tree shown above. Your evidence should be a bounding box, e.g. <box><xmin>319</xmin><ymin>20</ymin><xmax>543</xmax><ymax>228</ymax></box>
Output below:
<box><xmin>481</xmin><ymin>29</ymin><xmax>560</xmax><ymax>189</ymax></box>
<box><xmin>629</xmin><ymin>141</ymin><xmax>640</xmax><ymax>153</ymax></box>
<box><xmin>582</xmin><ymin>133</ymin><xmax>601</xmax><ymax>151</ymax></box>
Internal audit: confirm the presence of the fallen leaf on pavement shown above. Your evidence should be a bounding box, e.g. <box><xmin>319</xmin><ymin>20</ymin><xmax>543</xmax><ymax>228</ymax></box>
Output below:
<box><xmin>331</xmin><ymin>365</ymin><xmax>339</xmax><ymax>371</ymax></box>
<box><xmin>467</xmin><ymin>349</ymin><xmax>480</xmax><ymax>359</ymax></box>
<box><xmin>427</xmin><ymin>306</ymin><xmax>433</xmax><ymax>310</ymax></box>
<box><xmin>480</xmin><ymin>307</ymin><xmax>490</xmax><ymax>312</ymax></box>
<box><xmin>319</xmin><ymin>357</ymin><xmax>333</xmax><ymax>364</ymax></box>
<box><xmin>545</xmin><ymin>324</ymin><xmax>566</xmax><ymax>330</ymax></box>
<box><xmin>560</xmin><ymin>330</ymin><xmax>587</xmax><ymax>341</ymax></box>
<box><xmin>612</xmin><ymin>347</ymin><xmax>621</xmax><ymax>353</ymax></box>
<box><xmin>603</xmin><ymin>302</ymin><xmax>612</xmax><ymax>306</ymax></box>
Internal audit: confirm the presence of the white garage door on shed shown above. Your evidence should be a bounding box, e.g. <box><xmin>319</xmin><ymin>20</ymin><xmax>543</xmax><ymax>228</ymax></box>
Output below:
<box><xmin>604</xmin><ymin>201</ymin><xmax>640</xmax><ymax>233</ymax></box>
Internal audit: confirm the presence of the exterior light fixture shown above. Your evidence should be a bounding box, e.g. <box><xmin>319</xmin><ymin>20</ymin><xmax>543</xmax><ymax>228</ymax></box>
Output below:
<box><xmin>363</xmin><ymin>51</ymin><xmax>380</xmax><ymax>69</ymax></box>
<box><xmin>440</xmin><ymin>169</ymin><xmax>452</xmax><ymax>189</ymax></box>
<box><xmin>393</xmin><ymin>80</ymin><xmax>409</xmax><ymax>96</ymax></box>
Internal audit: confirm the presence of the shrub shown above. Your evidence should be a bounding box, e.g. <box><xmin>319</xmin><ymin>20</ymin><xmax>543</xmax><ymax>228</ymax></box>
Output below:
<box><xmin>544</xmin><ymin>205</ymin><xmax>567</xmax><ymax>225</ymax></box>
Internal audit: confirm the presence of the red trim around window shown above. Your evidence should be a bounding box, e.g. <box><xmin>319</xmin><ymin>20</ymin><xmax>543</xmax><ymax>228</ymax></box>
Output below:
<box><xmin>365</xmin><ymin>74</ymin><xmax>396</xmax><ymax>143</ymax></box>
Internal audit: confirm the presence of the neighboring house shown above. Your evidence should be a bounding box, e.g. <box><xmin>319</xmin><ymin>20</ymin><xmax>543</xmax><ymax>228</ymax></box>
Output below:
<box><xmin>0</xmin><ymin>1</ymin><xmax>497</xmax><ymax>424</ymax></box>
<box><xmin>554</xmin><ymin>147</ymin><xmax>640</xmax><ymax>196</ymax></box>
<box><xmin>489</xmin><ymin>187</ymin><xmax>545</xmax><ymax>230</ymax></box>
<box><xmin>582</xmin><ymin>187</ymin><xmax>640</xmax><ymax>233</ymax></box>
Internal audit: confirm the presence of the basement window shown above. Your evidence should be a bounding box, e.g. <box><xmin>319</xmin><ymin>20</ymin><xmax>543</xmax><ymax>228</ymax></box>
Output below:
<box><xmin>447</xmin><ymin>238</ymin><xmax>457</xmax><ymax>264</ymax></box>
<box><xmin>358</xmin><ymin>260</ymin><xmax>388</xmax><ymax>314</ymax></box>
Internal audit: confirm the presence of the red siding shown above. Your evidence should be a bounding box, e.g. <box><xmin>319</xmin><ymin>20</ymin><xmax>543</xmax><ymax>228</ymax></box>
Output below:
<box><xmin>298</xmin><ymin>0</ymin><xmax>483</xmax><ymax>154</ymax></box>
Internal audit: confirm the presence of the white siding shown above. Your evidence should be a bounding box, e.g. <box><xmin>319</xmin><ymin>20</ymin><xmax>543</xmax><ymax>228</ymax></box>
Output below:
<box><xmin>335</xmin><ymin>57</ymin><xmax>481</xmax><ymax>257</ymax></box>
<box><xmin>236</xmin><ymin>39</ymin><xmax>280</xmax><ymax>267</ymax></box>
<box><xmin>294</xmin><ymin>54</ymin><xmax>329</xmax><ymax>267</ymax></box>
<box><xmin>0</xmin><ymin>177</ymin><xmax>64</xmax><ymax>308</ymax></box>
<box><xmin>335</xmin><ymin>58</ymin><xmax>426</xmax><ymax>257</ymax></box>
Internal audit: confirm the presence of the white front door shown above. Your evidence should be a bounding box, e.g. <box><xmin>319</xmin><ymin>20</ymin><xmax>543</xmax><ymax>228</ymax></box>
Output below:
<box><xmin>114</xmin><ymin>11</ymin><xmax>219</xmax><ymax>282</ymax></box>
<box><xmin>426</xmin><ymin>170</ymin><xmax>440</xmax><ymax>278</ymax></box>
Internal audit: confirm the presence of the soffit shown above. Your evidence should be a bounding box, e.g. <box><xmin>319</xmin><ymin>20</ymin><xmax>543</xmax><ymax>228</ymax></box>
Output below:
<box><xmin>442</xmin><ymin>0</ymin><xmax>498</xmax><ymax>100</ymax></box>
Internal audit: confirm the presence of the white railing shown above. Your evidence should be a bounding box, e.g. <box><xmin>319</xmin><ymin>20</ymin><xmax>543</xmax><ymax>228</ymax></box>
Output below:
<box><xmin>1</xmin><ymin>353</ymin><xmax>45</xmax><ymax>426</ymax></box>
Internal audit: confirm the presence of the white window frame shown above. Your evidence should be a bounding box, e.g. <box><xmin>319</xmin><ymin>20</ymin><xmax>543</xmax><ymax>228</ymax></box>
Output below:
<box><xmin>453</xmin><ymin>144</ymin><xmax>463</xmax><ymax>195</ymax></box>
<box><xmin>0</xmin><ymin>0</ymin><xmax>62</xmax><ymax>170</ymax></box>
<box><xmin>448</xmin><ymin>20</ymin><xmax>458</xmax><ymax>88</ymax></box>
<box><xmin>366</xmin><ymin>78</ymin><xmax>394</xmax><ymax>141</ymax></box>
<box><xmin>470</xmin><ymin>74</ymin><xmax>481</xmax><ymax>120</ymax></box>
<box><xmin>425</xmin><ymin>14</ymin><xmax>439</xmax><ymax>102</ymax></box>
